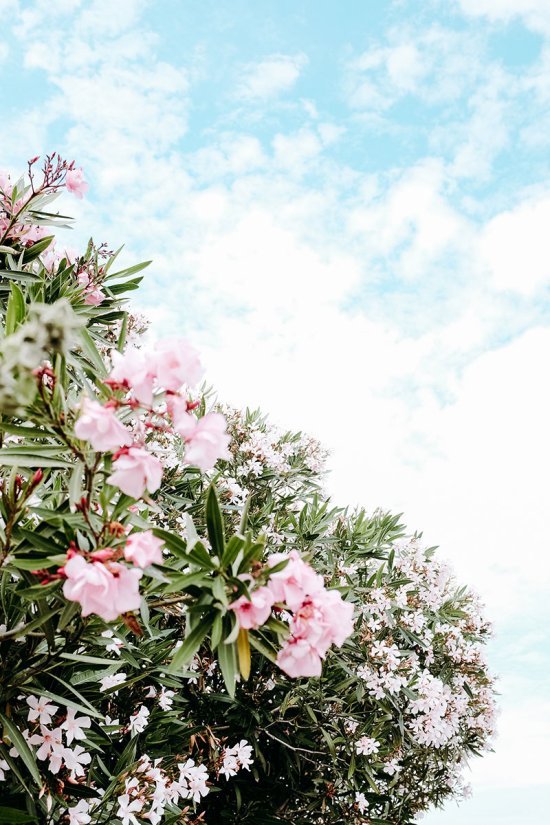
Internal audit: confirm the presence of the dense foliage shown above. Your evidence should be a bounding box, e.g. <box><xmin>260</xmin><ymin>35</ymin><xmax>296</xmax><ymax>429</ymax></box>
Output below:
<box><xmin>0</xmin><ymin>157</ymin><xmax>496</xmax><ymax>825</ymax></box>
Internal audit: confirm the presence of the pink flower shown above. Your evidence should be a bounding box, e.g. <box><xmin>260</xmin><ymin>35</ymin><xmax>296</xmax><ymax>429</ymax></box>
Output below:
<box><xmin>316</xmin><ymin>588</ymin><xmax>355</xmax><ymax>647</ymax></box>
<box><xmin>63</xmin><ymin>555</ymin><xmax>142</xmax><ymax>622</ymax></box>
<box><xmin>267</xmin><ymin>551</ymin><xmax>324</xmax><ymax>611</ymax></box>
<box><xmin>229</xmin><ymin>586</ymin><xmax>274</xmax><ymax>630</ymax></box>
<box><xmin>153</xmin><ymin>338</ymin><xmax>203</xmax><ymax>391</ymax></box>
<box><xmin>124</xmin><ymin>530</ymin><xmax>164</xmax><ymax>568</ymax></box>
<box><xmin>175</xmin><ymin>411</ymin><xmax>231</xmax><ymax>471</ymax></box>
<box><xmin>109</xmin><ymin>348</ymin><xmax>156</xmax><ymax>406</ymax></box>
<box><xmin>74</xmin><ymin>398</ymin><xmax>132</xmax><ymax>452</ymax></box>
<box><xmin>290</xmin><ymin>590</ymin><xmax>354</xmax><ymax>657</ymax></box>
<box><xmin>276</xmin><ymin>637</ymin><xmax>322</xmax><ymax>678</ymax></box>
<box><xmin>66</xmin><ymin>167</ymin><xmax>88</xmax><ymax>199</ymax></box>
<box><xmin>107</xmin><ymin>446</ymin><xmax>163</xmax><ymax>499</ymax></box>
<box><xmin>77</xmin><ymin>271</ymin><xmax>105</xmax><ymax>306</ymax></box>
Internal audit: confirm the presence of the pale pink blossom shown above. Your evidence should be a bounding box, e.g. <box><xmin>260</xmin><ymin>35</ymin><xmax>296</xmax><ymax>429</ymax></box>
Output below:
<box><xmin>28</xmin><ymin>725</ymin><xmax>63</xmax><ymax>761</ymax></box>
<box><xmin>77</xmin><ymin>271</ymin><xmax>105</xmax><ymax>306</ymax></box>
<box><xmin>175</xmin><ymin>411</ymin><xmax>231</xmax><ymax>471</ymax></box>
<box><xmin>26</xmin><ymin>695</ymin><xmax>58</xmax><ymax>725</ymax></box>
<box><xmin>74</xmin><ymin>398</ymin><xmax>132</xmax><ymax>452</ymax></box>
<box><xmin>290</xmin><ymin>590</ymin><xmax>354</xmax><ymax>656</ymax></box>
<box><xmin>66</xmin><ymin>167</ymin><xmax>88</xmax><ymax>199</ymax></box>
<box><xmin>267</xmin><ymin>550</ymin><xmax>324</xmax><ymax>611</ymax></box>
<box><xmin>63</xmin><ymin>555</ymin><xmax>142</xmax><ymax>622</ymax></box>
<box><xmin>229</xmin><ymin>586</ymin><xmax>274</xmax><ymax>630</ymax></box>
<box><xmin>124</xmin><ymin>530</ymin><xmax>164</xmax><ymax>568</ymax></box>
<box><xmin>67</xmin><ymin>800</ymin><xmax>92</xmax><ymax>825</ymax></box>
<box><xmin>116</xmin><ymin>793</ymin><xmax>144</xmax><ymax>825</ymax></box>
<box><xmin>107</xmin><ymin>446</ymin><xmax>163</xmax><ymax>499</ymax></box>
<box><xmin>63</xmin><ymin>744</ymin><xmax>91</xmax><ymax>778</ymax></box>
<box><xmin>109</xmin><ymin>348</ymin><xmax>156</xmax><ymax>406</ymax></box>
<box><xmin>61</xmin><ymin>708</ymin><xmax>92</xmax><ymax>744</ymax></box>
<box><xmin>153</xmin><ymin>338</ymin><xmax>203</xmax><ymax>391</ymax></box>
<box><xmin>355</xmin><ymin>735</ymin><xmax>380</xmax><ymax>756</ymax></box>
<box><xmin>276</xmin><ymin>637</ymin><xmax>322</xmax><ymax>678</ymax></box>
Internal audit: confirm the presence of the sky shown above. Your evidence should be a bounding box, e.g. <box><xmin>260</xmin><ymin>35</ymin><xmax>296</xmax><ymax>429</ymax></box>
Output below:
<box><xmin>1</xmin><ymin>0</ymin><xmax>550</xmax><ymax>822</ymax></box>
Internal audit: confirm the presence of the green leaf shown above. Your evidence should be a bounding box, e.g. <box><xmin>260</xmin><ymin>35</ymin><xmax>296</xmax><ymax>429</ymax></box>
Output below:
<box><xmin>249</xmin><ymin>631</ymin><xmax>278</xmax><ymax>663</ymax></box>
<box><xmin>5</xmin><ymin>282</ymin><xmax>26</xmax><ymax>334</ymax></box>
<box><xmin>210</xmin><ymin>614</ymin><xmax>223</xmax><ymax>649</ymax></box>
<box><xmin>188</xmin><ymin>541</ymin><xmax>218</xmax><ymax>571</ymax></box>
<box><xmin>0</xmin><ymin>450</ymin><xmax>72</xmax><ymax>468</ymax></box>
<box><xmin>206</xmin><ymin>485</ymin><xmax>225</xmax><ymax>558</ymax></box>
<box><xmin>162</xmin><ymin>570</ymin><xmax>209</xmax><ymax>594</ymax></box>
<box><xmin>0</xmin><ymin>712</ymin><xmax>41</xmax><ymax>786</ymax></box>
<box><xmin>0</xmin><ymin>807</ymin><xmax>36</xmax><ymax>823</ymax></box>
<box><xmin>21</xmin><ymin>235</ymin><xmax>54</xmax><ymax>262</ymax></box>
<box><xmin>167</xmin><ymin>615</ymin><xmax>214</xmax><ymax>673</ymax></box>
<box><xmin>78</xmin><ymin>328</ymin><xmax>107</xmax><ymax>377</ymax></box>
<box><xmin>152</xmin><ymin>528</ymin><xmax>191</xmax><ymax>562</ymax></box>
<box><xmin>217</xmin><ymin>638</ymin><xmax>237</xmax><ymax>698</ymax></box>
<box><xmin>68</xmin><ymin>461</ymin><xmax>84</xmax><ymax>507</ymax></box>
<box><xmin>222</xmin><ymin>534</ymin><xmax>245</xmax><ymax>568</ymax></box>
<box><xmin>105</xmin><ymin>260</ymin><xmax>151</xmax><ymax>282</ymax></box>
<box><xmin>23</xmin><ymin>681</ymin><xmax>103</xmax><ymax>719</ymax></box>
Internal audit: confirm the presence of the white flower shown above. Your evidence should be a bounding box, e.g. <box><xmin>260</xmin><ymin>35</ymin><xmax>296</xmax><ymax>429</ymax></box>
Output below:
<box><xmin>26</xmin><ymin>695</ymin><xmax>58</xmax><ymax>725</ymax></box>
<box><xmin>128</xmin><ymin>705</ymin><xmax>150</xmax><ymax>736</ymax></box>
<box><xmin>99</xmin><ymin>672</ymin><xmax>127</xmax><ymax>692</ymax></box>
<box><xmin>0</xmin><ymin>758</ymin><xmax>10</xmax><ymax>781</ymax></box>
<box><xmin>67</xmin><ymin>799</ymin><xmax>92</xmax><ymax>825</ymax></box>
<box><xmin>101</xmin><ymin>630</ymin><xmax>124</xmax><ymax>655</ymax></box>
<box><xmin>158</xmin><ymin>689</ymin><xmax>175</xmax><ymax>711</ymax></box>
<box><xmin>62</xmin><ymin>708</ymin><xmax>92</xmax><ymax>744</ymax></box>
<box><xmin>116</xmin><ymin>793</ymin><xmax>144</xmax><ymax>825</ymax></box>
<box><xmin>355</xmin><ymin>736</ymin><xmax>380</xmax><ymax>756</ymax></box>
<box><xmin>63</xmin><ymin>745</ymin><xmax>91</xmax><ymax>778</ymax></box>
<box><xmin>220</xmin><ymin>752</ymin><xmax>239</xmax><ymax>780</ymax></box>
<box><xmin>233</xmin><ymin>739</ymin><xmax>254</xmax><ymax>770</ymax></box>
<box><xmin>355</xmin><ymin>791</ymin><xmax>368</xmax><ymax>814</ymax></box>
<box><xmin>177</xmin><ymin>759</ymin><xmax>209</xmax><ymax>802</ymax></box>
<box><xmin>28</xmin><ymin>725</ymin><xmax>63</xmax><ymax>761</ymax></box>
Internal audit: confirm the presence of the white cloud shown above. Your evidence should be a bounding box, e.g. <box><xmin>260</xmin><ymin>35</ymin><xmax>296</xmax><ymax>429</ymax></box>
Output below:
<box><xmin>346</xmin><ymin>26</ymin><xmax>484</xmax><ymax>111</ymax></box>
<box><xmin>479</xmin><ymin>190</ymin><xmax>550</xmax><ymax>293</ymax></box>
<box><xmin>235</xmin><ymin>53</ymin><xmax>307</xmax><ymax>100</ymax></box>
<box><xmin>458</xmin><ymin>0</ymin><xmax>550</xmax><ymax>34</ymax></box>
<box><xmin>2</xmin><ymin>9</ymin><xmax>549</xmax><ymax>821</ymax></box>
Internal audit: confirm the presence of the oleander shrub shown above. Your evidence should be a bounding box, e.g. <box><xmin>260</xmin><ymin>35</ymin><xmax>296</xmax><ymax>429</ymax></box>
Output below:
<box><xmin>0</xmin><ymin>157</ymin><xmax>496</xmax><ymax>825</ymax></box>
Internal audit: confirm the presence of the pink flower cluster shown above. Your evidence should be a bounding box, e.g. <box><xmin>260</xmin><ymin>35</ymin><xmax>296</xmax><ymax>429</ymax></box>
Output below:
<box><xmin>0</xmin><ymin>158</ymin><xmax>87</xmax><ymax>246</ymax></box>
<box><xmin>229</xmin><ymin>550</ymin><xmax>354</xmax><ymax>678</ymax></box>
<box><xmin>62</xmin><ymin>531</ymin><xmax>164</xmax><ymax>622</ymax></box>
<box><xmin>74</xmin><ymin>340</ymin><xmax>230</xmax><ymax>500</ymax></box>
<box><xmin>63</xmin><ymin>554</ymin><xmax>142</xmax><ymax>622</ymax></box>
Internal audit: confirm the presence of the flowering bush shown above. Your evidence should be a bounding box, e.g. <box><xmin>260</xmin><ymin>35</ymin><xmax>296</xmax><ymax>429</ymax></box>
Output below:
<box><xmin>0</xmin><ymin>157</ymin><xmax>496</xmax><ymax>825</ymax></box>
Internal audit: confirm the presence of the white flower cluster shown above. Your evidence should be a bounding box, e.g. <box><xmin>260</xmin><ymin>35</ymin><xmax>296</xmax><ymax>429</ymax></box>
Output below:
<box><xmin>219</xmin><ymin>739</ymin><xmax>254</xmax><ymax>779</ymax></box>
<box><xmin>353</xmin><ymin>538</ymin><xmax>496</xmax><ymax>801</ymax></box>
<box><xmin>3</xmin><ymin>696</ymin><xmax>93</xmax><ymax>782</ymax></box>
<box><xmin>114</xmin><ymin>754</ymin><xmax>210</xmax><ymax>825</ymax></box>
<box><xmin>223</xmin><ymin>408</ymin><xmax>327</xmax><ymax>480</ymax></box>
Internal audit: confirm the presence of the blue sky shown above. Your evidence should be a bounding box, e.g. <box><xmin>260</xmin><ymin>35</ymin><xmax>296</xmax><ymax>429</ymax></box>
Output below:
<box><xmin>1</xmin><ymin>1</ymin><xmax>550</xmax><ymax>821</ymax></box>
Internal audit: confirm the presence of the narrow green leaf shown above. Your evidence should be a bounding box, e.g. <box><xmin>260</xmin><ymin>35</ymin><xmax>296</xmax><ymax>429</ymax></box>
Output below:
<box><xmin>0</xmin><ymin>712</ymin><xmax>41</xmax><ymax>786</ymax></box>
<box><xmin>168</xmin><ymin>616</ymin><xmax>214</xmax><ymax>673</ymax></box>
<box><xmin>206</xmin><ymin>485</ymin><xmax>225</xmax><ymax>558</ymax></box>
<box><xmin>218</xmin><ymin>638</ymin><xmax>237</xmax><ymax>698</ymax></box>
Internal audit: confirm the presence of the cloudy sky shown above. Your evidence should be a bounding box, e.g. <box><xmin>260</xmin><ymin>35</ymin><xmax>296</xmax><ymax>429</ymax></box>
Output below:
<box><xmin>1</xmin><ymin>1</ymin><xmax>549</xmax><ymax>821</ymax></box>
